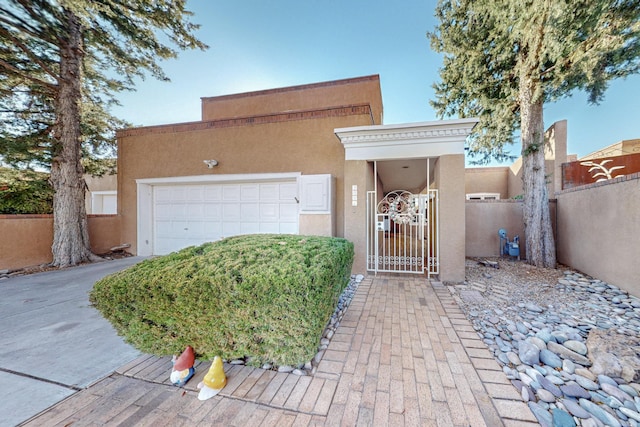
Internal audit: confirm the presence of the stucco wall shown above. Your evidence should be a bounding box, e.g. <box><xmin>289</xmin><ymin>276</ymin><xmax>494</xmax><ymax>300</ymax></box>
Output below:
<box><xmin>436</xmin><ymin>154</ymin><xmax>466</xmax><ymax>282</ymax></box>
<box><xmin>0</xmin><ymin>215</ymin><xmax>53</xmax><ymax>270</ymax></box>
<box><xmin>84</xmin><ymin>174</ymin><xmax>117</xmax><ymax>213</ymax></box>
<box><xmin>464</xmin><ymin>167</ymin><xmax>509</xmax><ymax>199</ymax></box>
<box><xmin>299</xmin><ymin>214</ymin><xmax>333</xmax><ymax>237</ymax></box>
<box><xmin>465</xmin><ymin>200</ymin><xmax>557</xmax><ymax>259</ymax></box>
<box><xmin>85</xmin><ymin>174</ymin><xmax>117</xmax><ymax>192</ymax></box>
<box><xmin>505</xmin><ymin>120</ymin><xmax>567</xmax><ymax>198</ymax></box>
<box><xmin>545</xmin><ymin>120</ymin><xmax>567</xmax><ymax>195</ymax></box>
<box><xmin>117</xmin><ymin>77</ymin><xmax>382</xmax><ymax>260</ymax></box>
<box><xmin>118</xmin><ymin>116</ymin><xmax>363</xmax><ymax>255</ymax></box>
<box><xmin>508</xmin><ymin>157</ymin><xmax>524</xmax><ymax>198</ymax></box>
<box><xmin>87</xmin><ymin>215</ymin><xmax>123</xmax><ymax>254</ymax></box>
<box><xmin>466</xmin><ymin>201</ymin><xmax>525</xmax><ymax>257</ymax></box>
<box><xmin>201</xmin><ymin>75</ymin><xmax>384</xmax><ymax>126</ymax></box>
<box><xmin>557</xmin><ymin>173</ymin><xmax>640</xmax><ymax>297</ymax></box>
<box><xmin>0</xmin><ymin>215</ymin><xmax>122</xmax><ymax>271</ymax></box>
<box><xmin>343</xmin><ymin>160</ymin><xmax>369</xmax><ymax>273</ymax></box>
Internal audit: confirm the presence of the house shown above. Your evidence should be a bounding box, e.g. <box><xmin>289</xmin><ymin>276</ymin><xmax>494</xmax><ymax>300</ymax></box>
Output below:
<box><xmin>85</xmin><ymin>173</ymin><xmax>117</xmax><ymax>214</ymax></box>
<box><xmin>562</xmin><ymin>138</ymin><xmax>640</xmax><ymax>189</ymax></box>
<box><xmin>464</xmin><ymin>120</ymin><xmax>569</xmax><ymax>201</ymax></box>
<box><xmin>462</xmin><ymin>121</ymin><xmax>569</xmax><ymax>260</ymax></box>
<box><xmin>115</xmin><ymin>75</ymin><xmax>477</xmax><ymax>282</ymax></box>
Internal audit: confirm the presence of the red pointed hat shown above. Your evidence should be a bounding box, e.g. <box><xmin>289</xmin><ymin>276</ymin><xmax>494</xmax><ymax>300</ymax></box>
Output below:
<box><xmin>174</xmin><ymin>345</ymin><xmax>195</xmax><ymax>371</ymax></box>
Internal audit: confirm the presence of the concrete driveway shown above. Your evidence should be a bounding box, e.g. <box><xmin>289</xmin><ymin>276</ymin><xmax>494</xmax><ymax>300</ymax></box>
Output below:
<box><xmin>0</xmin><ymin>257</ymin><xmax>145</xmax><ymax>427</ymax></box>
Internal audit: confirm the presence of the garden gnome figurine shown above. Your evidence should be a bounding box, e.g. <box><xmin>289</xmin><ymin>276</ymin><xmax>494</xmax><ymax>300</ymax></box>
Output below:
<box><xmin>170</xmin><ymin>345</ymin><xmax>195</xmax><ymax>386</ymax></box>
<box><xmin>197</xmin><ymin>356</ymin><xmax>227</xmax><ymax>400</ymax></box>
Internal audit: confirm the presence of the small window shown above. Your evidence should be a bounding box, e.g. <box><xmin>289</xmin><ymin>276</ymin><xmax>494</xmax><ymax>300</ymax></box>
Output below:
<box><xmin>91</xmin><ymin>191</ymin><xmax>117</xmax><ymax>214</ymax></box>
<box><xmin>466</xmin><ymin>193</ymin><xmax>500</xmax><ymax>201</ymax></box>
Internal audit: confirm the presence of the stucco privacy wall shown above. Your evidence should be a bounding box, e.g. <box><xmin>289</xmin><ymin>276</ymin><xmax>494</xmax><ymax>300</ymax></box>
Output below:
<box><xmin>557</xmin><ymin>173</ymin><xmax>640</xmax><ymax>297</ymax></box>
<box><xmin>465</xmin><ymin>200</ymin><xmax>557</xmax><ymax>259</ymax></box>
<box><xmin>116</xmin><ymin>76</ymin><xmax>382</xmax><ymax>256</ymax></box>
<box><xmin>0</xmin><ymin>215</ymin><xmax>121</xmax><ymax>271</ymax></box>
<box><xmin>466</xmin><ymin>201</ymin><xmax>524</xmax><ymax>257</ymax></box>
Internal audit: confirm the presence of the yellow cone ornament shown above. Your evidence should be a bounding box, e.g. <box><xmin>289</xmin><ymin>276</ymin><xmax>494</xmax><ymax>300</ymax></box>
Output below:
<box><xmin>197</xmin><ymin>356</ymin><xmax>227</xmax><ymax>401</ymax></box>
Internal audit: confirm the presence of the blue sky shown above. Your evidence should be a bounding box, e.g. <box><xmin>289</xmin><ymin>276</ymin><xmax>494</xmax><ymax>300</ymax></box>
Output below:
<box><xmin>113</xmin><ymin>0</ymin><xmax>640</xmax><ymax>163</ymax></box>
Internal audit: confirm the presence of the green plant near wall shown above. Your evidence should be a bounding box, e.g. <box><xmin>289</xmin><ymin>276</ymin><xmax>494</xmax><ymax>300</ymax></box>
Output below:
<box><xmin>90</xmin><ymin>234</ymin><xmax>354</xmax><ymax>367</ymax></box>
<box><xmin>0</xmin><ymin>168</ymin><xmax>53</xmax><ymax>214</ymax></box>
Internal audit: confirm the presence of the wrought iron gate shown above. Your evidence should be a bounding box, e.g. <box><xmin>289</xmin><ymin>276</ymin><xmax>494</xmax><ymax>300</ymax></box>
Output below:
<box><xmin>366</xmin><ymin>189</ymin><xmax>439</xmax><ymax>276</ymax></box>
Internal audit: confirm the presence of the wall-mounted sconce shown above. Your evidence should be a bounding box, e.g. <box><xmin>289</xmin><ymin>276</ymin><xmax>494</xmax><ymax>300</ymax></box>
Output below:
<box><xmin>204</xmin><ymin>159</ymin><xmax>218</xmax><ymax>168</ymax></box>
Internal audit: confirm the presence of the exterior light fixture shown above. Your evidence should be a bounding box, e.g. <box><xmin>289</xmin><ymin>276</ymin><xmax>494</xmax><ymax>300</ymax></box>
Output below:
<box><xmin>204</xmin><ymin>160</ymin><xmax>218</xmax><ymax>168</ymax></box>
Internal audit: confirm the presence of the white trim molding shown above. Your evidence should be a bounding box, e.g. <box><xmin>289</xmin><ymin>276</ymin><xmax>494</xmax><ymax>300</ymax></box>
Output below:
<box><xmin>136</xmin><ymin>172</ymin><xmax>301</xmax><ymax>186</ymax></box>
<box><xmin>335</xmin><ymin>118</ymin><xmax>479</xmax><ymax>160</ymax></box>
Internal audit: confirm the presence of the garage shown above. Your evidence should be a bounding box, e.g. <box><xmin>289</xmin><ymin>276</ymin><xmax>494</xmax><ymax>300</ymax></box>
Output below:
<box><xmin>136</xmin><ymin>174</ymin><xmax>301</xmax><ymax>256</ymax></box>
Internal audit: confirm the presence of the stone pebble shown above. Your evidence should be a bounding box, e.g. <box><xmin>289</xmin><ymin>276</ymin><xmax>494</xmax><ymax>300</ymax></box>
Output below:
<box><xmin>457</xmin><ymin>268</ymin><xmax>640</xmax><ymax>426</ymax></box>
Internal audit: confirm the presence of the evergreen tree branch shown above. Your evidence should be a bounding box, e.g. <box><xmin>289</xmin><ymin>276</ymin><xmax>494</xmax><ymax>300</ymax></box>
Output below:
<box><xmin>0</xmin><ymin>58</ymin><xmax>57</xmax><ymax>90</ymax></box>
<box><xmin>0</xmin><ymin>27</ymin><xmax>59</xmax><ymax>82</ymax></box>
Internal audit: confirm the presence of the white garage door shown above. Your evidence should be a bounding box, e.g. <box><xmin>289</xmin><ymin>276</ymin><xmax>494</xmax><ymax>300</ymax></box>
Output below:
<box><xmin>153</xmin><ymin>180</ymin><xmax>298</xmax><ymax>255</ymax></box>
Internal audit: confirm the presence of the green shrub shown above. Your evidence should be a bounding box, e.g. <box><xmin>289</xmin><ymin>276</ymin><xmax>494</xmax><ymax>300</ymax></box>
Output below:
<box><xmin>0</xmin><ymin>168</ymin><xmax>53</xmax><ymax>214</ymax></box>
<box><xmin>90</xmin><ymin>234</ymin><xmax>354</xmax><ymax>367</ymax></box>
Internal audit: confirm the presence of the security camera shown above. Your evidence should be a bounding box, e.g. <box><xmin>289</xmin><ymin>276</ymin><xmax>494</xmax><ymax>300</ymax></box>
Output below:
<box><xmin>204</xmin><ymin>159</ymin><xmax>218</xmax><ymax>168</ymax></box>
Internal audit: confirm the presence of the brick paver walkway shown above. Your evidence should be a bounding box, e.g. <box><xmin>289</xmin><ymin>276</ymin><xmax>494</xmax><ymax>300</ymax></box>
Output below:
<box><xmin>23</xmin><ymin>275</ymin><xmax>538</xmax><ymax>426</ymax></box>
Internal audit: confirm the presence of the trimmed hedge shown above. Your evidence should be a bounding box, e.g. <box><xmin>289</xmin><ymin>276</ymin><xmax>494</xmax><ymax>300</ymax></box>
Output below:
<box><xmin>90</xmin><ymin>234</ymin><xmax>354</xmax><ymax>367</ymax></box>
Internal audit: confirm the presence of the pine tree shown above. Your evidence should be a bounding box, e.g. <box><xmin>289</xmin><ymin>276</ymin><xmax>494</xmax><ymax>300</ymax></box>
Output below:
<box><xmin>429</xmin><ymin>0</ymin><xmax>640</xmax><ymax>267</ymax></box>
<box><xmin>0</xmin><ymin>0</ymin><xmax>207</xmax><ymax>266</ymax></box>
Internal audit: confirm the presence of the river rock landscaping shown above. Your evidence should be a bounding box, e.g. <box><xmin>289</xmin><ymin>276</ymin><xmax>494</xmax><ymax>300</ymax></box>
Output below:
<box><xmin>450</xmin><ymin>258</ymin><xmax>640</xmax><ymax>427</ymax></box>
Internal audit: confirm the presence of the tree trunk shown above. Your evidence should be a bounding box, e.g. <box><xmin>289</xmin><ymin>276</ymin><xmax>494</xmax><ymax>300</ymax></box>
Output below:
<box><xmin>519</xmin><ymin>74</ymin><xmax>556</xmax><ymax>268</ymax></box>
<box><xmin>50</xmin><ymin>9</ymin><xmax>98</xmax><ymax>267</ymax></box>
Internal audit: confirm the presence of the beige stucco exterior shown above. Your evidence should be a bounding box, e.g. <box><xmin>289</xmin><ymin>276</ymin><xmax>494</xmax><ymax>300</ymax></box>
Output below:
<box><xmin>117</xmin><ymin>112</ymin><xmax>373</xmax><ymax>253</ymax></box>
<box><xmin>465</xmin><ymin>200</ymin><xmax>557</xmax><ymax>260</ymax></box>
<box><xmin>557</xmin><ymin>174</ymin><xmax>639</xmax><ymax>296</ymax></box>
<box><xmin>342</xmin><ymin>160</ymin><xmax>370</xmax><ymax>273</ymax></box>
<box><xmin>201</xmin><ymin>79</ymin><xmax>384</xmax><ymax>126</ymax></box>
<box><xmin>116</xmin><ymin>76</ymin><xmax>383</xmax><ymax>268</ymax></box>
<box><xmin>3</xmin><ymin>78</ymin><xmax>637</xmax><ymax>295</ymax></box>
<box><xmin>464</xmin><ymin>167</ymin><xmax>509</xmax><ymax>199</ymax></box>
<box><xmin>465</xmin><ymin>120</ymin><xmax>568</xmax><ymax>200</ymax></box>
<box><xmin>0</xmin><ymin>215</ymin><xmax>121</xmax><ymax>271</ymax></box>
<box><xmin>115</xmin><ymin>76</ymin><xmax>475</xmax><ymax>281</ymax></box>
<box><xmin>466</xmin><ymin>201</ymin><xmax>523</xmax><ymax>257</ymax></box>
<box><xmin>580</xmin><ymin>138</ymin><xmax>640</xmax><ymax>160</ymax></box>
<box><xmin>84</xmin><ymin>173</ymin><xmax>117</xmax><ymax>214</ymax></box>
<box><xmin>435</xmin><ymin>154</ymin><xmax>467</xmax><ymax>282</ymax></box>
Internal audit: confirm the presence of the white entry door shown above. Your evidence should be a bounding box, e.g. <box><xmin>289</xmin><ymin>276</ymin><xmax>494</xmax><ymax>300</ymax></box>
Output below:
<box><xmin>152</xmin><ymin>180</ymin><xmax>298</xmax><ymax>255</ymax></box>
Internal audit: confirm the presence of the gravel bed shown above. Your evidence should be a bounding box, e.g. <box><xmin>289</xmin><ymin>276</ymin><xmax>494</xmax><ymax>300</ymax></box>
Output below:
<box><xmin>448</xmin><ymin>258</ymin><xmax>640</xmax><ymax>427</ymax></box>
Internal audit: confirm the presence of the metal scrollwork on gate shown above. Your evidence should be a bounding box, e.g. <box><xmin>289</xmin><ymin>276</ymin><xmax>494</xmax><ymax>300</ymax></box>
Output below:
<box><xmin>377</xmin><ymin>190</ymin><xmax>418</xmax><ymax>225</ymax></box>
